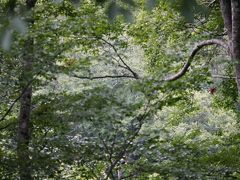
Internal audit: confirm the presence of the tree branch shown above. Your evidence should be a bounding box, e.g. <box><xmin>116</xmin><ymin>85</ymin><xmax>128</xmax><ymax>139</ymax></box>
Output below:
<box><xmin>99</xmin><ymin>134</ymin><xmax>113</xmax><ymax>164</ymax></box>
<box><xmin>165</xmin><ymin>39</ymin><xmax>229</xmax><ymax>81</ymax></box>
<box><xmin>99</xmin><ymin>38</ymin><xmax>139</xmax><ymax>79</ymax></box>
<box><xmin>0</xmin><ymin>44</ymin><xmax>76</xmax><ymax>125</ymax></box>
<box><xmin>73</xmin><ymin>74</ymin><xmax>137</xmax><ymax>80</ymax></box>
<box><xmin>0</xmin><ymin>121</ymin><xmax>16</xmax><ymax>131</ymax></box>
<box><xmin>104</xmin><ymin>112</ymin><xmax>148</xmax><ymax>180</ymax></box>
<box><xmin>0</xmin><ymin>77</ymin><xmax>35</xmax><ymax>123</ymax></box>
<box><xmin>212</xmin><ymin>74</ymin><xmax>236</xmax><ymax>79</ymax></box>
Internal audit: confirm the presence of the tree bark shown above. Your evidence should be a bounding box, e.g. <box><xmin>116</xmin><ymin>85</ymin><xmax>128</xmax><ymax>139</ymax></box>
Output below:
<box><xmin>17</xmin><ymin>52</ymin><xmax>33</xmax><ymax>179</ymax></box>
<box><xmin>220</xmin><ymin>0</ymin><xmax>232</xmax><ymax>40</ymax></box>
<box><xmin>17</xmin><ymin>0</ymin><xmax>37</xmax><ymax>179</ymax></box>
<box><xmin>219</xmin><ymin>0</ymin><xmax>240</xmax><ymax>94</ymax></box>
<box><xmin>231</xmin><ymin>0</ymin><xmax>240</xmax><ymax>94</ymax></box>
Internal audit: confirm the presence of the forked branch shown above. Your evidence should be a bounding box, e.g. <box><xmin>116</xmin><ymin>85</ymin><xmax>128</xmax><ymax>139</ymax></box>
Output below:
<box><xmin>99</xmin><ymin>37</ymin><xmax>139</xmax><ymax>79</ymax></box>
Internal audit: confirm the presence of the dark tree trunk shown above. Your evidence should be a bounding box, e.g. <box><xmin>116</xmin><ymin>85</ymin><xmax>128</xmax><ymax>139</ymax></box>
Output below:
<box><xmin>231</xmin><ymin>0</ymin><xmax>240</xmax><ymax>93</ymax></box>
<box><xmin>17</xmin><ymin>70</ymin><xmax>33</xmax><ymax>179</ymax></box>
<box><xmin>220</xmin><ymin>0</ymin><xmax>240</xmax><ymax>94</ymax></box>
<box><xmin>220</xmin><ymin>0</ymin><xmax>232</xmax><ymax>40</ymax></box>
<box><xmin>17</xmin><ymin>38</ymin><xmax>33</xmax><ymax>180</ymax></box>
<box><xmin>17</xmin><ymin>0</ymin><xmax>37</xmax><ymax>179</ymax></box>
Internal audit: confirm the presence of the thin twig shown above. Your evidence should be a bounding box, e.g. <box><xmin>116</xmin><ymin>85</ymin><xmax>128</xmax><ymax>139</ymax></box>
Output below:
<box><xmin>0</xmin><ymin>121</ymin><xmax>16</xmax><ymax>131</ymax></box>
<box><xmin>212</xmin><ymin>74</ymin><xmax>236</xmax><ymax>79</ymax></box>
<box><xmin>99</xmin><ymin>38</ymin><xmax>139</xmax><ymax>79</ymax></box>
<box><xmin>0</xmin><ymin>77</ymin><xmax>35</xmax><ymax>122</ymax></box>
<box><xmin>99</xmin><ymin>134</ymin><xmax>113</xmax><ymax>164</ymax></box>
<box><xmin>0</xmin><ymin>44</ymin><xmax>73</xmax><ymax>125</ymax></box>
<box><xmin>73</xmin><ymin>74</ymin><xmax>137</xmax><ymax>80</ymax></box>
<box><xmin>104</xmin><ymin>111</ymin><xmax>149</xmax><ymax>180</ymax></box>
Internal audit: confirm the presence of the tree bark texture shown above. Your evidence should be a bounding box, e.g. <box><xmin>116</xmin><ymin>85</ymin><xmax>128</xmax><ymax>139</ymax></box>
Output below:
<box><xmin>17</xmin><ymin>0</ymin><xmax>37</xmax><ymax>179</ymax></box>
<box><xmin>220</xmin><ymin>0</ymin><xmax>232</xmax><ymax>40</ymax></box>
<box><xmin>220</xmin><ymin>0</ymin><xmax>240</xmax><ymax>94</ymax></box>
<box><xmin>231</xmin><ymin>0</ymin><xmax>240</xmax><ymax>93</ymax></box>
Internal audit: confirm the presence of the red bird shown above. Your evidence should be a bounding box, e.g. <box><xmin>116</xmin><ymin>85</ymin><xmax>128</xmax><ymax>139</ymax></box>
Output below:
<box><xmin>208</xmin><ymin>87</ymin><xmax>217</xmax><ymax>95</ymax></box>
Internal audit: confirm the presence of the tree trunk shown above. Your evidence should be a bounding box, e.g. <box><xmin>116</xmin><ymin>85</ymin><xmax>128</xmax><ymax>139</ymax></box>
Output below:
<box><xmin>220</xmin><ymin>0</ymin><xmax>240</xmax><ymax>94</ymax></box>
<box><xmin>220</xmin><ymin>0</ymin><xmax>232</xmax><ymax>40</ymax></box>
<box><xmin>17</xmin><ymin>55</ymin><xmax>33</xmax><ymax>179</ymax></box>
<box><xmin>231</xmin><ymin>0</ymin><xmax>240</xmax><ymax>94</ymax></box>
<box><xmin>17</xmin><ymin>0</ymin><xmax>36</xmax><ymax>179</ymax></box>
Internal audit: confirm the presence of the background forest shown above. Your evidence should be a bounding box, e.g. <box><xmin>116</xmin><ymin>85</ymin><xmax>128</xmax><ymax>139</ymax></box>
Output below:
<box><xmin>1</xmin><ymin>0</ymin><xmax>240</xmax><ymax>179</ymax></box>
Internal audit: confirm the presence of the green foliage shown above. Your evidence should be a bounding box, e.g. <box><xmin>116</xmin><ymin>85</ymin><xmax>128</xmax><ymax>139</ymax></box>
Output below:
<box><xmin>1</xmin><ymin>0</ymin><xmax>240</xmax><ymax>179</ymax></box>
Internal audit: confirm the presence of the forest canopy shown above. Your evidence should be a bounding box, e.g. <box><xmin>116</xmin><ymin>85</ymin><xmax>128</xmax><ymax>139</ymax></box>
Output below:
<box><xmin>1</xmin><ymin>0</ymin><xmax>240</xmax><ymax>179</ymax></box>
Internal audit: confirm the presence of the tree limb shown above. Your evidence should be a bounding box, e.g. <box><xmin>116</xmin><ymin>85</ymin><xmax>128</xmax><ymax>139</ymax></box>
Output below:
<box><xmin>73</xmin><ymin>74</ymin><xmax>137</xmax><ymax>80</ymax></box>
<box><xmin>99</xmin><ymin>38</ymin><xmax>139</xmax><ymax>79</ymax></box>
<box><xmin>104</xmin><ymin>112</ymin><xmax>148</xmax><ymax>180</ymax></box>
<box><xmin>165</xmin><ymin>39</ymin><xmax>229</xmax><ymax>81</ymax></box>
<box><xmin>0</xmin><ymin>45</ymin><xmax>73</xmax><ymax>125</ymax></box>
<box><xmin>0</xmin><ymin>121</ymin><xmax>16</xmax><ymax>131</ymax></box>
<box><xmin>0</xmin><ymin>77</ymin><xmax>35</xmax><ymax>123</ymax></box>
<box><xmin>212</xmin><ymin>74</ymin><xmax>236</xmax><ymax>79</ymax></box>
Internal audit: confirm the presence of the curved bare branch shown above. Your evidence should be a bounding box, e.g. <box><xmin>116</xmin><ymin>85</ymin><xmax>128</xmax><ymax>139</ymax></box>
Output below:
<box><xmin>165</xmin><ymin>39</ymin><xmax>229</xmax><ymax>81</ymax></box>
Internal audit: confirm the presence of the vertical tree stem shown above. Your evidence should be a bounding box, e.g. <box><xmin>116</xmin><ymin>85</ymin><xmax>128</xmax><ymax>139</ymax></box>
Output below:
<box><xmin>17</xmin><ymin>0</ymin><xmax>37</xmax><ymax>179</ymax></box>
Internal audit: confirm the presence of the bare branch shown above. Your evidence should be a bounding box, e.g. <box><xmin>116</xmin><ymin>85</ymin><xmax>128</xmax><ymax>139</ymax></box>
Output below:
<box><xmin>0</xmin><ymin>77</ymin><xmax>35</xmax><ymax>123</ymax></box>
<box><xmin>99</xmin><ymin>38</ymin><xmax>139</xmax><ymax>79</ymax></box>
<box><xmin>165</xmin><ymin>39</ymin><xmax>229</xmax><ymax>81</ymax></box>
<box><xmin>0</xmin><ymin>45</ymin><xmax>76</xmax><ymax>125</ymax></box>
<box><xmin>99</xmin><ymin>134</ymin><xmax>113</xmax><ymax>164</ymax></box>
<box><xmin>0</xmin><ymin>121</ymin><xmax>16</xmax><ymax>131</ymax></box>
<box><xmin>104</xmin><ymin>112</ymin><xmax>148</xmax><ymax>180</ymax></box>
<box><xmin>73</xmin><ymin>74</ymin><xmax>137</xmax><ymax>80</ymax></box>
<box><xmin>212</xmin><ymin>74</ymin><xmax>236</xmax><ymax>79</ymax></box>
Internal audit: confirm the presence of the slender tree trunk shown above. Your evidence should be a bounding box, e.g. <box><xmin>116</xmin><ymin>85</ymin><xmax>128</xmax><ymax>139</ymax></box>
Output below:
<box><xmin>17</xmin><ymin>47</ymin><xmax>33</xmax><ymax>179</ymax></box>
<box><xmin>231</xmin><ymin>0</ymin><xmax>240</xmax><ymax>93</ymax></box>
<box><xmin>17</xmin><ymin>0</ymin><xmax>36</xmax><ymax>179</ymax></box>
